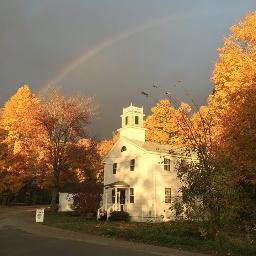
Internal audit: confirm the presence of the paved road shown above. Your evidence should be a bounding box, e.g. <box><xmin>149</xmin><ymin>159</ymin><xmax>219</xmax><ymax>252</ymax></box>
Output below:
<box><xmin>0</xmin><ymin>227</ymin><xmax>152</xmax><ymax>256</ymax></box>
<box><xmin>0</xmin><ymin>206</ymin><xmax>208</xmax><ymax>256</ymax></box>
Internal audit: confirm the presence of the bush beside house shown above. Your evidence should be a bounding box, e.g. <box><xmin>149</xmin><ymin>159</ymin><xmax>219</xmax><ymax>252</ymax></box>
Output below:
<box><xmin>72</xmin><ymin>182</ymin><xmax>103</xmax><ymax>217</ymax></box>
<box><xmin>108</xmin><ymin>211</ymin><xmax>130</xmax><ymax>221</ymax></box>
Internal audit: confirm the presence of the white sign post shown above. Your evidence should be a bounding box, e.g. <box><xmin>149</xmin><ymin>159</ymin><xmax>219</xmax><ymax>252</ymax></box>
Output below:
<box><xmin>36</xmin><ymin>208</ymin><xmax>45</xmax><ymax>223</ymax></box>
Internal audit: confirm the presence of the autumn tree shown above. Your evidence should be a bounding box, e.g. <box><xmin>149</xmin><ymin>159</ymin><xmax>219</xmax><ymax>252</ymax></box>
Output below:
<box><xmin>144</xmin><ymin>96</ymin><xmax>229</xmax><ymax>234</ymax></box>
<box><xmin>36</xmin><ymin>89</ymin><xmax>95</xmax><ymax>210</ymax></box>
<box><xmin>0</xmin><ymin>128</ymin><xmax>11</xmax><ymax>195</ymax></box>
<box><xmin>208</xmin><ymin>11</ymin><xmax>256</xmax><ymax>228</ymax></box>
<box><xmin>67</xmin><ymin>138</ymin><xmax>102</xmax><ymax>183</ymax></box>
<box><xmin>97</xmin><ymin>131</ymin><xmax>119</xmax><ymax>157</ymax></box>
<box><xmin>0</xmin><ymin>85</ymin><xmax>42</xmax><ymax>197</ymax></box>
<box><xmin>0</xmin><ymin>85</ymin><xmax>97</xmax><ymax>207</ymax></box>
<box><xmin>144</xmin><ymin>99</ymin><xmax>192</xmax><ymax>146</ymax></box>
<box><xmin>172</xmin><ymin>12</ymin><xmax>256</xmax><ymax>232</ymax></box>
<box><xmin>145</xmin><ymin>99</ymin><xmax>178</xmax><ymax>144</ymax></box>
<box><xmin>210</xmin><ymin>11</ymin><xmax>256</xmax><ymax>184</ymax></box>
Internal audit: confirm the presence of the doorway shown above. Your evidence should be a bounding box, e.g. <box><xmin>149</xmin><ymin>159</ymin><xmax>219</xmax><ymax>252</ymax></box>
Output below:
<box><xmin>117</xmin><ymin>188</ymin><xmax>126</xmax><ymax>211</ymax></box>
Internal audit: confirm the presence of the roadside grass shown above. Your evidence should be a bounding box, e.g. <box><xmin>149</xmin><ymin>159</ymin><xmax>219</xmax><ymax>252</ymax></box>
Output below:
<box><xmin>44</xmin><ymin>211</ymin><xmax>256</xmax><ymax>256</ymax></box>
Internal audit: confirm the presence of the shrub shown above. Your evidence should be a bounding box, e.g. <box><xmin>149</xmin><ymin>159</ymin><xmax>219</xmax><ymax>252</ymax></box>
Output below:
<box><xmin>72</xmin><ymin>182</ymin><xmax>102</xmax><ymax>217</ymax></box>
<box><xmin>108</xmin><ymin>211</ymin><xmax>130</xmax><ymax>221</ymax></box>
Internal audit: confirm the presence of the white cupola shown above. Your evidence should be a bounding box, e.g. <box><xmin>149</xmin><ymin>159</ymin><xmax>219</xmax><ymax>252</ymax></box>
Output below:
<box><xmin>118</xmin><ymin>103</ymin><xmax>146</xmax><ymax>142</ymax></box>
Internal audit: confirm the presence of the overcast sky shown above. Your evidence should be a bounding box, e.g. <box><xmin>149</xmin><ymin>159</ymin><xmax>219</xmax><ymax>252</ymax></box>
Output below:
<box><xmin>0</xmin><ymin>1</ymin><xmax>255</xmax><ymax>139</ymax></box>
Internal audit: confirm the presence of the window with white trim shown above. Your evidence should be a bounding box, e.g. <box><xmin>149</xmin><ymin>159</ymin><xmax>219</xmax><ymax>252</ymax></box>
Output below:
<box><xmin>113</xmin><ymin>163</ymin><xmax>117</xmax><ymax>174</ymax></box>
<box><xmin>130</xmin><ymin>159</ymin><xmax>135</xmax><ymax>171</ymax></box>
<box><xmin>112</xmin><ymin>189</ymin><xmax>115</xmax><ymax>203</ymax></box>
<box><xmin>164</xmin><ymin>158</ymin><xmax>171</xmax><ymax>171</ymax></box>
<box><xmin>165</xmin><ymin>188</ymin><xmax>171</xmax><ymax>203</ymax></box>
<box><xmin>130</xmin><ymin>188</ymin><xmax>134</xmax><ymax>203</ymax></box>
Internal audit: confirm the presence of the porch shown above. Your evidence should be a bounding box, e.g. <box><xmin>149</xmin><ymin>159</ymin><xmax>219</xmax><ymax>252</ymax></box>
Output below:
<box><xmin>97</xmin><ymin>181</ymin><xmax>131</xmax><ymax>219</ymax></box>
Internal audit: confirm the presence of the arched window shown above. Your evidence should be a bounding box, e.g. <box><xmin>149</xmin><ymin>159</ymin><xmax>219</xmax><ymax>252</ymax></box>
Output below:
<box><xmin>121</xmin><ymin>146</ymin><xmax>127</xmax><ymax>152</ymax></box>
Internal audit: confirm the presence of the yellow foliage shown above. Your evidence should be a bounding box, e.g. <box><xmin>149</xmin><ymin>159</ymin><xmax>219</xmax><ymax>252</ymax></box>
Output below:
<box><xmin>145</xmin><ymin>99</ymin><xmax>192</xmax><ymax>146</ymax></box>
<box><xmin>0</xmin><ymin>85</ymin><xmax>96</xmax><ymax>193</ymax></box>
<box><xmin>97</xmin><ymin>132</ymin><xmax>119</xmax><ymax>157</ymax></box>
<box><xmin>0</xmin><ymin>85</ymin><xmax>43</xmax><ymax>192</ymax></box>
<box><xmin>209</xmin><ymin>12</ymin><xmax>256</xmax><ymax>184</ymax></box>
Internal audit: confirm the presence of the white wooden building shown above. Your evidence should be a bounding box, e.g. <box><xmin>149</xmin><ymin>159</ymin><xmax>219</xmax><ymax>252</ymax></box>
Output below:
<box><xmin>58</xmin><ymin>193</ymin><xmax>74</xmax><ymax>212</ymax></box>
<box><xmin>98</xmin><ymin>104</ymin><xmax>187</xmax><ymax>222</ymax></box>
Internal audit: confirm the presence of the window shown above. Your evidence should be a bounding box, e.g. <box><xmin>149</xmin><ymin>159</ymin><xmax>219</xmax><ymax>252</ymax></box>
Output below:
<box><xmin>125</xmin><ymin>116</ymin><xmax>129</xmax><ymax>125</ymax></box>
<box><xmin>121</xmin><ymin>146</ymin><xmax>127</xmax><ymax>152</ymax></box>
<box><xmin>112</xmin><ymin>189</ymin><xmax>115</xmax><ymax>203</ymax></box>
<box><xmin>135</xmin><ymin>116</ymin><xmax>139</xmax><ymax>125</ymax></box>
<box><xmin>165</xmin><ymin>188</ymin><xmax>171</xmax><ymax>203</ymax></box>
<box><xmin>130</xmin><ymin>188</ymin><xmax>134</xmax><ymax>203</ymax></box>
<box><xmin>164</xmin><ymin>158</ymin><xmax>171</xmax><ymax>171</ymax></box>
<box><xmin>113</xmin><ymin>163</ymin><xmax>117</xmax><ymax>174</ymax></box>
<box><xmin>130</xmin><ymin>159</ymin><xmax>135</xmax><ymax>171</ymax></box>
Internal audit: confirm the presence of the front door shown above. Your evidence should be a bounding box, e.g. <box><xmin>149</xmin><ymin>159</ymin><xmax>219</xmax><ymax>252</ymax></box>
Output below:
<box><xmin>117</xmin><ymin>188</ymin><xmax>126</xmax><ymax>211</ymax></box>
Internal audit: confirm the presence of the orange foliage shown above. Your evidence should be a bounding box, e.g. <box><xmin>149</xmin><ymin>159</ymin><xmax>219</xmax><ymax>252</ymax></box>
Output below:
<box><xmin>1</xmin><ymin>85</ymin><xmax>42</xmax><ymax>143</ymax></box>
<box><xmin>144</xmin><ymin>99</ymin><xmax>192</xmax><ymax>146</ymax></box>
<box><xmin>209</xmin><ymin>12</ymin><xmax>256</xmax><ymax>184</ymax></box>
<box><xmin>34</xmin><ymin>88</ymin><xmax>95</xmax><ymax>197</ymax></box>
<box><xmin>0</xmin><ymin>85</ymin><xmax>42</xmax><ymax>192</ymax></box>
<box><xmin>0</xmin><ymin>85</ymin><xmax>97</xmax><ymax>197</ymax></box>
<box><xmin>68</xmin><ymin>138</ymin><xmax>102</xmax><ymax>183</ymax></box>
<box><xmin>97</xmin><ymin>132</ymin><xmax>119</xmax><ymax>157</ymax></box>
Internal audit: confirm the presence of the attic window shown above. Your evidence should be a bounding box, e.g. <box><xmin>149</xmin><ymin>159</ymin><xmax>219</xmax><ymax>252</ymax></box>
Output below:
<box><xmin>121</xmin><ymin>146</ymin><xmax>127</xmax><ymax>152</ymax></box>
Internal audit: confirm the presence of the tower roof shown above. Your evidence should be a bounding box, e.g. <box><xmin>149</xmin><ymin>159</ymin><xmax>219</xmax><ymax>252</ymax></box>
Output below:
<box><xmin>121</xmin><ymin>105</ymin><xmax>144</xmax><ymax>116</ymax></box>
<box><xmin>118</xmin><ymin>104</ymin><xmax>146</xmax><ymax>142</ymax></box>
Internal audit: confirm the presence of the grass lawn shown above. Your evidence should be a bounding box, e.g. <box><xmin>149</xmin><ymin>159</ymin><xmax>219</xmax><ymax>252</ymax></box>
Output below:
<box><xmin>44</xmin><ymin>211</ymin><xmax>256</xmax><ymax>256</ymax></box>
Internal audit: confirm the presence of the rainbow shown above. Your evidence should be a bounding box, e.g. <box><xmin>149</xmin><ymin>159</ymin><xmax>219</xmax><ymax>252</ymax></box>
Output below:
<box><xmin>44</xmin><ymin>10</ymin><xmax>207</xmax><ymax>87</ymax></box>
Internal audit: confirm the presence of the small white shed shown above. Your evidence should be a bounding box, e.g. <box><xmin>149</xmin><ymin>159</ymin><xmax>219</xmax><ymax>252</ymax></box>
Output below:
<box><xmin>58</xmin><ymin>193</ymin><xmax>74</xmax><ymax>212</ymax></box>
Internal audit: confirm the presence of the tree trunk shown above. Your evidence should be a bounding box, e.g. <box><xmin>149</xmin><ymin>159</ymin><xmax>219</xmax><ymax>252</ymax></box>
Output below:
<box><xmin>50</xmin><ymin>187</ymin><xmax>59</xmax><ymax>211</ymax></box>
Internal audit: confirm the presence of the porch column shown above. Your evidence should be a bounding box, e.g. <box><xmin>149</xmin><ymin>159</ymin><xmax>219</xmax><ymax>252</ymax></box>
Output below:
<box><xmin>105</xmin><ymin>188</ymin><xmax>108</xmax><ymax>210</ymax></box>
<box><xmin>114</xmin><ymin>187</ymin><xmax>117</xmax><ymax>210</ymax></box>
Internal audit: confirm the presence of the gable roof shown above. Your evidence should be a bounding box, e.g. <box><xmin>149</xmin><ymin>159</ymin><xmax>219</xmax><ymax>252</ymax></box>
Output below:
<box><xmin>103</xmin><ymin>136</ymin><xmax>191</xmax><ymax>162</ymax></box>
<box><xmin>121</xmin><ymin>137</ymin><xmax>187</xmax><ymax>155</ymax></box>
<box><xmin>128</xmin><ymin>140</ymin><xmax>174</xmax><ymax>154</ymax></box>
<box><xmin>102</xmin><ymin>137</ymin><xmax>146</xmax><ymax>162</ymax></box>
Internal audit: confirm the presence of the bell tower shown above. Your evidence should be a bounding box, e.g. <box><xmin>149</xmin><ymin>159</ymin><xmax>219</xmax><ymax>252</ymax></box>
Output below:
<box><xmin>118</xmin><ymin>103</ymin><xmax>146</xmax><ymax>142</ymax></box>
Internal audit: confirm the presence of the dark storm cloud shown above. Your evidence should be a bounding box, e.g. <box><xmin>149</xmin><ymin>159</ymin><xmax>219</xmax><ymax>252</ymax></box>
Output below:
<box><xmin>0</xmin><ymin>0</ymin><xmax>256</xmax><ymax>138</ymax></box>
